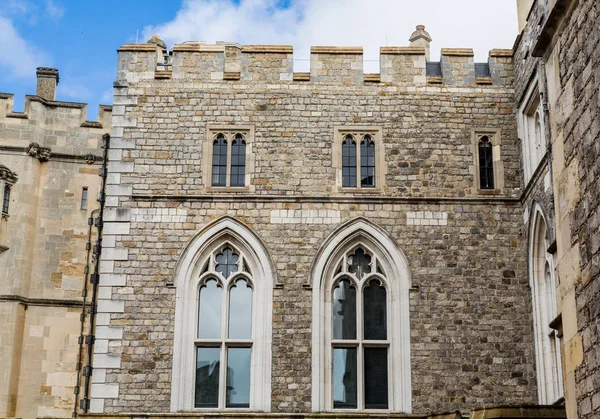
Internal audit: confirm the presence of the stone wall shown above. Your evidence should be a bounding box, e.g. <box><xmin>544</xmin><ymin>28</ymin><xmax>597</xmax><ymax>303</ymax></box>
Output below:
<box><xmin>93</xmin><ymin>42</ymin><xmax>539</xmax><ymax>415</ymax></box>
<box><xmin>0</xmin><ymin>84</ymin><xmax>110</xmax><ymax>418</ymax></box>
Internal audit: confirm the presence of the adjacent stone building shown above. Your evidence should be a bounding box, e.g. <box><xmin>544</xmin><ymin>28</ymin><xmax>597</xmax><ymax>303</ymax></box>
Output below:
<box><xmin>0</xmin><ymin>69</ymin><xmax>110</xmax><ymax>418</ymax></box>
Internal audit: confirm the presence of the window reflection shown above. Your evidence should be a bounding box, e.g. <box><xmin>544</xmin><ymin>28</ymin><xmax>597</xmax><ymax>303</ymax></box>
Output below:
<box><xmin>198</xmin><ymin>280</ymin><xmax>222</xmax><ymax>339</ymax></box>
<box><xmin>229</xmin><ymin>279</ymin><xmax>252</xmax><ymax>339</ymax></box>
<box><xmin>226</xmin><ymin>347</ymin><xmax>251</xmax><ymax>407</ymax></box>
<box><xmin>333</xmin><ymin>280</ymin><xmax>356</xmax><ymax>340</ymax></box>
<box><xmin>195</xmin><ymin>347</ymin><xmax>221</xmax><ymax>408</ymax></box>
<box><xmin>333</xmin><ymin>348</ymin><xmax>357</xmax><ymax>409</ymax></box>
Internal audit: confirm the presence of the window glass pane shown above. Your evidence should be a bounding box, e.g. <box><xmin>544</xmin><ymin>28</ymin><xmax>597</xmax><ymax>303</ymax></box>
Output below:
<box><xmin>364</xmin><ymin>348</ymin><xmax>388</xmax><ymax>409</ymax></box>
<box><xmin>347</xmin><ymin>248</ymin><xmax>371</xmax><ymax>279</ymax></box>
<box><xmin>198</xmin><ymin>280</ymin><xmax>222</xmax><ymax>339</ymax></box>
<box><xmin>333</xmin><ymin>280</ymin><xmax>356</xmax><ymax>340</ymax></box>
<box><xmin>2</xmin><ymin>185</ymin><xmax>11</xmax><ymax>214</ymax></box>
<box><xmin>212</xmin><ymin>135</ymin><xmax>227</xmax><ymax>186</ymax></box>
<box><xmin>228</xmin><ymin>279</ymin><xmax>252</xmax><ymax>339</ymax></box>
<box><xmin>230</xmin><ymin>135</ymin><xmax>246</xmax><ymax>187</ymax></box>
<box><xmin>363</xmin><ymin>280</ymin><xmax>387</xmax><ymax>340</ymax></box>
<box><xmin>333</xmin><ymin>348</ymin><xmax>357</xmax><ymax>409</ymax></box>
<box><xmin>195</xmin><ymin>347</ymin><xmax>221</xmax><ymax>408</ymax></box>
<box><xmin>215</xmin><ymin>247</ymin><xmax>239</xmax><ymax>279</ymax></box>
<box><xmin>360</xmin><ymin>137</ymin><xmax>375</xmax><ymax>187</ymax></box>
<box><xmin>81</xmin><ymin>187</ymin><xmax>88</xmax><ymax>210</ymax></box>
<box><xmin>478</xmin><ymin>137</ymin><xmax>495</xmax><ymax>189</ymax></box>
<box><xmin>226</xmin><ymin>347</ymin><xmax>251</xmax><ymax>408</ymax></box>
<box><xmin>342</xmin><ymin>136</ymin><xmax>357</xmax><ymax>187</ymax></box>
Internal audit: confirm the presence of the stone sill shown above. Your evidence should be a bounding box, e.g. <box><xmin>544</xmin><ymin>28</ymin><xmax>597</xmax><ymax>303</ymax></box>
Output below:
<box><xmin>155</xmin><ymin>70</ymin><xmax>173</xmax><ymax>79</ymax></box>
<box><xmin>224</xmin><ymin>72</ymin><xmax>241</xmax><ymax>80</ymax></box>
<box><xmin>475</xmin><ymin>77</ymin><xmax>493</xmax><ymax>85</ymax></box>
<box><xmin>427</xmin><ymin>76</ymin><xmax>443</xmax><ymax>84</ymax></box>
<box><xmin>293</xmin><ymin>73</ymin><xmax>310</xmax><ymax>81</ymax></box>
<box><xmin>364</xmin><ymin>74</ymin><xmax>380</xmax><ymax>83</ymax></box>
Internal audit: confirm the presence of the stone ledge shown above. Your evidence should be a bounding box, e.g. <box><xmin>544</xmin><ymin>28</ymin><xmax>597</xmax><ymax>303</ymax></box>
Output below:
<box><xmin>293</xmin><ymin>72</ymin><xmax>310</xmax><ymax>81</ymax></box>
<box><xmin>172</xmin><ymin>43</ymin><xmax>225</xmax><ymax>52</ymax></box>
<box><xmin>380</xmin><ymin>46</ymin><xmax>426</xmax><ymax>55</ymax></box>
<box><xmin>476</xmin><ymin>76</ymin><xmax>493</xmax><ymax>85</ymax></box>
<box><xmin>224</xmin><ymin>72</ymin><xmax>241</xmax><ymax>80</ymax></box>
<box><xmin>441</xmin><ymin>48</ymin><xmax>474</xmax><ymax>56</ymax></box>
<box><xmin>469</xmin><ymin>404</ymin><xmax>566</xmax><ymax>418</ymax></box>
<box><xmin>427</xmin><ymin>76</ymin><xmax>443</xmax><ymax>84</ymax></box>
<box><xmin>311</xmin><ymin>46</ymin><xmax>363</xmax><ymax>54</ymax></box>
<box><xmin>489</xmin><ymin>49</ymin><xmax>513</xmax><ymax>57</ymax></box>
<box><xmin>364</xmin><ymin>74</ymin><xmax>380</xmax><ymax>82</ymax></box>
<box><xmin>155</xmin><ymin>70</ymin><xmax>172</xmax><ymax>79</ymax></box>
<box><xmin>117</xmin><ymin>43</ymin><xmax>156</xmax><ymax>52</ymax></box>
<box><xmin>242</xmin><ymin>45</ymin><xmax>293</xmax><ymax>54</ymax></box>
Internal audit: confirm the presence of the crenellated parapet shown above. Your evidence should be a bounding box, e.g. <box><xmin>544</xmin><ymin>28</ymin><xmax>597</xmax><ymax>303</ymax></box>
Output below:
<box><xmin>116</xmin><ymin>34</ymin><xmax>513</xmax><ymax>87</ymax></box>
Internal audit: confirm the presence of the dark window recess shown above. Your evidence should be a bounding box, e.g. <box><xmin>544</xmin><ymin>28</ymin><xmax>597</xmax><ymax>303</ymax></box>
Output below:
<box><xmin>81</xmin><ymin>187</ymin><xmax>88</xmax><ymax>210</ymax></box>
<box><xmin>230</xmin><ymin>134</ymin><xmax>246</xmax><ymax>187</ymax></box>
<box><xmin>2</xmin><ymin>185</ymin><xmax>10</xmax><ymax>214</ymax></box>
<box><xmin>363</xmin><ymin>279</ymin><xmax>387</xmax><ymax>340</ymax></box>
<box><xmin>215</xmin><ymin>247</ymin><xmax>239</xmax><ymax>279</ymax></box>
<box><xmin>478</xmin><ymin>136</ymin><xmax>495</xmax><ymax>189</ymax></box>
<box><xmin>360</xmin><ymin>136</ymin><xmax>375</xmax><ymax>188</ymax></box>
<box><xmin>364</xmin><ymin>348</ymin><xmax>389</xmax><ymax>409</ymax></box>
<box><xmin>342</xmin><ymin>135</ymin><xmax>357</xmax><ymax>187</ymax></box>
<box><xmin>211</xmin><ymin>134</ymin><xmax>228</xmax><ymax>187</ymax></box>
<box><xmin>426</xmin><ymin>62</ymin><xmax>442</xmax><ymax>76</ymax></box>
<box><xmin>475</xmin><ymin>63</ymin><xmax>491</xmax><ymax>77</ymax></box>
<box><xmin>333</xmin><ymin>279</ymin><xmax>357</xmax><ymax>340</ymax></box>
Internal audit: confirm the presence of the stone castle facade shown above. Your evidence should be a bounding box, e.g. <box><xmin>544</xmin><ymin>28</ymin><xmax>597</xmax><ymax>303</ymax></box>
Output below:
<box><xmin>0</xmin><ymin>0</ymin><xmax>598</xmax><ymax>418</ymax></box>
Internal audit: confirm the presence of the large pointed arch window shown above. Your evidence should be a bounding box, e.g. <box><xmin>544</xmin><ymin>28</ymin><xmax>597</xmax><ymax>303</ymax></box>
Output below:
<box><xmin>331</xmin><ymin>247</ymin><xmax>389</xmax><ymax>409</ymax></box>
<box><xmin>311</xmin><ymin>219</ymin><xmax>412</xmax><ymax>413</ymax></box>
<box><xmin>529</xmin><ymin>207</ymin><xmax>563</xmax><ymax>404</ymax></box>
<box><xmin>171</xmin><ymin>218</ymin><xmax>274</xmax><ymax>412</ymax></box>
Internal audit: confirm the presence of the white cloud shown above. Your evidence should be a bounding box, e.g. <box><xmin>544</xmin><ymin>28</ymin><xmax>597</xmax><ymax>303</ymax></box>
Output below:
<box><xmin>56</xmin><ymin>79</ymin><xmax>92</xmax><ymax>101</ymax></box>
<box><xmin>0</xmin><ymin>14</ymin><xmax>50</xmax><ymax>80</ymax></box>
<box><xmin>100</xmin><ymin>88</ymin><xmax>113</xmax><ymax>105</ymax></box>
<box><xmin>45</xmin><ymin>0</ymin><xmax>64</xmax><ymax>21</ymax></box>
<box><xmin>143</xmin><ymin>0</ymin><xmax>518</xmax><ymax>72</ymax></box>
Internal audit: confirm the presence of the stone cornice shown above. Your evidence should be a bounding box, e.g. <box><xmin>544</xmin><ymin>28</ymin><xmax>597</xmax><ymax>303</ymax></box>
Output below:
<box><xmin>0</xmin><ymin>145</ymin><xmax>102</xmax><ymax>164</ymax></box>
<box><xmin>311</xmin><ymin>46</ymin><xmax>363</xmax><ymax>54</ymax></box>
<box><xmin>441</xmin><ymin>48</ymin><xmax>474</xmax><ymax>57</ymax></box>
<box><xmin>489</xmin><ymin>48</ymin><xmax>514</xmax><ymax>57</ymax></box>
<box><xmin>380</xmin><ymin>46</ymin><xmax>426</xmax><ymax>55</ymax></box>
<box><xmin>241</xmin><ymin>45</ymin><xmax>293</xmax><ymax>54</ymax></box>
<box><xmin>117</xmin><ymin>43</ymin><xmax>157</xmax><ymax>52</ymax></box>
<box><xmin>0</xmin><ymin>294</ymin><xmax>83</xmax><ymax>308</ymax></box>
<box><xmin>172</xmin><ymin>43</ymin><xmax>225</xmax><ymax>52</ymax></box>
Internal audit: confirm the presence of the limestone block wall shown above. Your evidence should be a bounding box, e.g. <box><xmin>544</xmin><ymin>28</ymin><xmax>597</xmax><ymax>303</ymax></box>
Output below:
<box><xmin>91</xmin><ymin>41</ymin><xmax>540</xmax><ymax>415</ymax></box>
<box><xmin>0</xmin><ymin>87</ymin><xmax>111</xmax><ymax>418</ymax></box>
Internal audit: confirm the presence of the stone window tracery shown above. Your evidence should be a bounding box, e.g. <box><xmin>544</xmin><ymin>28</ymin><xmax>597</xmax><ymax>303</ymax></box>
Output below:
<box><xmin>204</xmin><ymin>127</ymin><xmax>254</xmax><ymax>191</ymax></box>
<box><xmin>471</xmin><ymin>129</ymin><xmax>503</xmax><ymax>194</ymax></box>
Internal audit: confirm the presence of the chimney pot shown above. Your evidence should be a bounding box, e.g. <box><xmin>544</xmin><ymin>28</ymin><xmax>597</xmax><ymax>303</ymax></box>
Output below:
<box><xmin>36</xmin><ymin>67</ymin><xmax>59</xmax><ymax>101</ymax></box>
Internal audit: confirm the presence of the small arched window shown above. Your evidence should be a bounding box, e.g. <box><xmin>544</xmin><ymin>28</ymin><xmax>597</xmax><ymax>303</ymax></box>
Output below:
<box><xmin>230</xmin><ymin>134</ymin><xmax>246</xmax><ymax>187</ymax></box>
<box><xmin>211</xmin><ymin>134</ymin><xmax>228</xmax><ymax>187</ymax></box>
<box><xmin>342</xmin><ymin>135</ymin><xmax>357</xmax><ymax>188</ymax></box>
<box><xmin>478</xmin><ymin>136</ymin><xmax>494</xmax><ymax>189</ymax></box>
<box><xmin>331</xmin><ymin>247</ymin><xmax>390</xmax><ymax>410</ymax></box>
<box><xmin>2</xmin><ymin>184</ymin><xmax>11</xmax><ymax>215</ymax></box>
<box><xmin>195</xmin><ymin>245</ymin><xmax>254</xmax><ymax>408</ymax></box>
<box><xmin>360</xmin><ymin>136</ymin><xmax>375</xmax><ymax>188</ymax></box>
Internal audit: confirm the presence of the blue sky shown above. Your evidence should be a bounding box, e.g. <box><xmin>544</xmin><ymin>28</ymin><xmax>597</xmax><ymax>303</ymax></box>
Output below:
<box><xmin>1</xmin><ymin>0</ymin><xmax>519</xmax><ymax>120</ymax></box>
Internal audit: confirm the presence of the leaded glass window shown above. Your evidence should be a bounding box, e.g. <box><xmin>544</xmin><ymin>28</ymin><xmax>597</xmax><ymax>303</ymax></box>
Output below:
<box><xmin>195</xmin><ymin>245</ymin><xmax>253</xmax><ymax>409</ymax></box>
<box><xmin>360</xmin><ymin>135</ymin><xmax>375</xmax><ymax>188</ymax></box>
<box><xmin>342</xmin><ymin>135</ymin><xmax>357</xmax><ymax>187</ymax></box>
<box><xmin>211</xmin><ymin>134</ymin><xmax>227</xmax><ymax>187</ymax></box>
<box><xmin>331</xmin><ymin>246</ymin><xmax>389</xmax><ymax>410</ymax></box>
<box><xmin>230</xmin><ymin>135</ymin><xmax>246</xmax><ymax>187</ymax></box>
<box><xmin>2</xmin><ymin>185</ymin><xmax>10</xmax><ymax>215</ymax></box>
<box><xmin>478</xmin><ymin>136</ymin><xmax>494</xmax><ymax>189</ymax></box>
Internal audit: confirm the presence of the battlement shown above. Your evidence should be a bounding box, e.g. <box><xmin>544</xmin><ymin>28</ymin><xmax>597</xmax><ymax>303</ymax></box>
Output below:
<box><xmin>116</xmin><ymin>32</ymin><xmax>514</xmax><ymax>87</ymax></box>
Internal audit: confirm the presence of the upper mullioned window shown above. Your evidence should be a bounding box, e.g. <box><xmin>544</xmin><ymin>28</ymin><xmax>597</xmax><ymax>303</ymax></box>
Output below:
<box><xmin>203</xmin><ymin>127</ymin><xmax>255</xmax><ymax>192</ymax></box>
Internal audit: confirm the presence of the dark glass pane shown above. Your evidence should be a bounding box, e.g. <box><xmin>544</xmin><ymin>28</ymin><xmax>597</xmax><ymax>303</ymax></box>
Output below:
<box><xmin>212</xmin><ymin>135</ymin><xmax>227</xmax><ymax>186</ymax></box>
<box><xmin>229</xmin><ymin>279</ymin><xmax>252</xmax><ymax>339</ymax></box>
<box><xmin>333</xmin><ymin>280</ymin><xmax>356</xmax><ymax>340</ymax></box>
<box><xmin>215</xmin><ymin>247</ymin><xmax>239</xmax><ymax>279</ymax></box>
<box><xmin>333</xmin><ymin>348</ymin><xmax>357</xmax><ymax>409</ymax></box>
<box><xmin>198</xmin><ymin>280</ymin><xmax>222</xmax><ymax>339</ymax></box>
<box><xmin>363</xmin><ymin>280</ymin><xmax>387</xmax><ymax>340</ymax></box>
<box><xmin>226</xmin><ymin>347</ymin><xmax>251</xmax><ymax>408</ymax></box>
<box><xmin>348</xmin><ymin>248</ymin><xmax>371</xmax><ymax>279</ymax></box>
<box><xmin>364</xmin><ymin>348</ymin><xmax>388</xmax><ymax>409</ymax></box>
<box><xmin>342</xmin><ymin>136</ymin><xmax>357</xmax><ymax>187</ymax></box>
<box><xmin>360</xmin><ymin>137</ymin><xmax>375</xmax><ymax>187</ymax></box>
<box><xmin>195</xmin><ymin>347</ymin><xmax>220</xmax><ymax>408</ymax></box>
<box><xmin>478</xmin><ymin>137</ymin><xmax>494</xmax><ymax>189</ymax></box>
<box><xmin>230</xmin><ymin>135</ymin><xmax>246</xmax><ymax>187</ymax></box>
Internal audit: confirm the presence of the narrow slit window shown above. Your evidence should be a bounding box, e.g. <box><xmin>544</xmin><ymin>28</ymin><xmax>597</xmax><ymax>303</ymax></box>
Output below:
<box><xmin>230</xmin><ymin>134</ymin><xmax>246</xmax><ymax>187</ymax></box>
<box><xmin>478</xmin><ymin>136</ymin><xmax>495</xmax><ymax>189</ymax></box>
<box><xmin>342</xmin><ymin>135</ymin><xmax>357</xmax><ymax>187</ymax></box>
<box><xmin>212</xmin><ymin>134</ymin><xmax>228</xmax><ymax>187</ymax></box>
<box><xmin>360</xmin><ymin>135</ymin><xmax>375</xmax><ymax>188</ymax></box>
<box><xmin>2</xmin><ymin>185</ymin><xmax>11</xmax><ymax>215</ymax></box>
<box><xmin>81</xmin><ymin>187</ymin><xmax>88</xmax><ymax>210</ymax></box>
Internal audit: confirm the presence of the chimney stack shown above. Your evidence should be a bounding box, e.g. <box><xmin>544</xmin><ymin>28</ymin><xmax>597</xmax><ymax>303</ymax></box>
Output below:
<box><xmin>36</xmin><ymin>67</ymin><xmax>59</xmax><ymax>101</ymax></box>
<box><xmin>409</xmin><ymin>25</ymin><xmax>432</xmax><ymax>61</ymax></box>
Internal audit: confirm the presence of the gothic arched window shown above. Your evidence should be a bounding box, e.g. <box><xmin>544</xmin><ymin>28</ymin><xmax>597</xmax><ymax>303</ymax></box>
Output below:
<box><xmin>360</xmin><ymin>135</ymin><xmax>375</xmax><ymax>188</ymax></box>
<box><xmin>342</xmin><ymin>135</ymin><xmax>357</xmax><ymax>188</ymax></box>
<box><xmin>171</xmin><ymin>217</ymin><xmax>274</xmax><ymax>412</ymax></box>
<box><xmin>478</xmin><ymin>135</ymin><xmax>495</xmax><ymax>189</ymax></box>
<box><xmin>230</xmin><ymin>134</ymin><xmax>246</xmax><ymax>187</ymax></box>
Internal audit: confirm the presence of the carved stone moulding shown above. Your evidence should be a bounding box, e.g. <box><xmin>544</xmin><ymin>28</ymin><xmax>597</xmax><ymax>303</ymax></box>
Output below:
<box><xmin>0</xmin><ymin>164</ymin><xmax>18</xmax><ymax>183</ymax></box>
